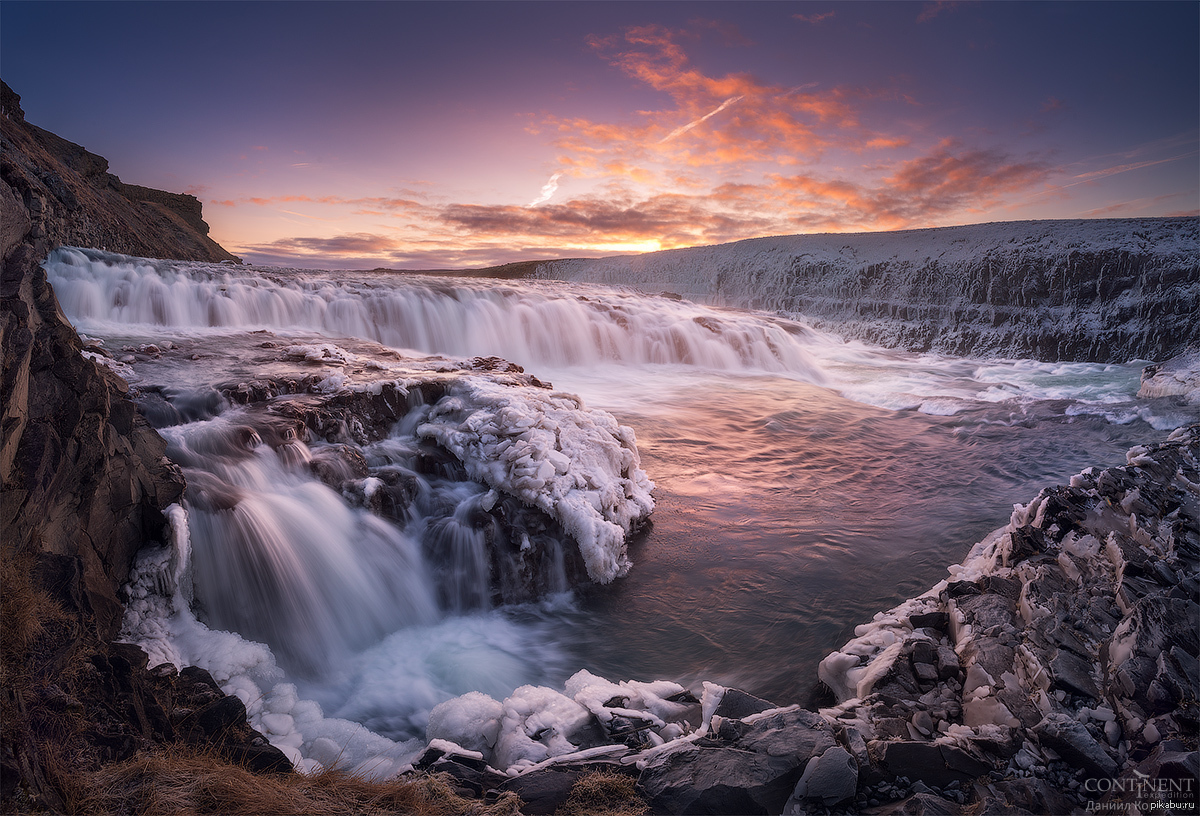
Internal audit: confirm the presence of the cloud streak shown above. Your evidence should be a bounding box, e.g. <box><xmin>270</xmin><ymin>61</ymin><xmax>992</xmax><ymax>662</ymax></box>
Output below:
<box><xmin>527</xmin><ymin>172</ymin><xmax>563</xmax><ymax>206</ymax></box>
<box><xmin>659</xmin><ymin>95</ymin><xmax>743</xmax><ymax>143</ymax></box>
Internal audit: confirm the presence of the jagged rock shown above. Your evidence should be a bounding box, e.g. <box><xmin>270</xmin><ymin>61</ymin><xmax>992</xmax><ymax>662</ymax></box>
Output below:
<box><xmin>910</xmin><ymin>612</ymin><xmax>950</xmax><ymax>632</ymax></box>
<box><xmin>947</xmin><ymin>580</ymin><xmax>981</xmax><ymax>598</ymax></box>
<box><xmin>979</xmin><ymin>777</ymin><xmax>1079</xmax><ymax>815</ymax></box>
<box><xmin>1048</xmin><ymin>649</ymin><xmax>1099</xmax><ymax>700</ymax></box>
<box><xmin>713</xmin><ymin>688</ymin><xmax>777</xmax><ymax>720</ymax></box>
<box><xmin>936</xmin><ymin>646</ymin><xmax>962</xmax><ymax>680</ymax></box>
<box><xmin>870</xmin><ymin>741</ymin><xmax>992</xmax><ymax>788</ymax></box>
<box><xmin>1032</xmin><ymin>713</ymin><xmax>1117</xmax><ymax>779</ymax></box>
<box><xmin>639</xmin><ymin>744</ymin><xmax>802</xmax><ymax>816</ymax></box>
<box><xmin>495</xmin><ymin>763</ymin><xmax>632</xmax><ymax>815</ymax></box>
<box><xmin>1106</xmin><ymin>596</ymin><xmax>1200</xmax><ymax>714</ymax></box>
<box><xmin>871</xmin><ymin>791</ymin><xmax>965</xmax><ymax>814</ymax></box>
<box><xmin>960</xmin><ymin>637</ymin><xmax>1016</xmax><ymax>687</ymax></box>
<box><xmin>957</xmin><ymin>593</ymin><xmax>1018</xmax><ymax>633</ymax></box>
<box><xmin>912</xmin><ymin>641</ymin><xmax>937</xmax><ymax>665</ymax></box>
<box><xmin>638</xmin><ymin>708</ymin><xmax>835</xmax><ymax>814</ymax></box>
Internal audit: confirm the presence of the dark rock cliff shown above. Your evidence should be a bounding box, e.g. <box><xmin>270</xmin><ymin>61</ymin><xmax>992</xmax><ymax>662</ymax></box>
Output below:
<box><xmin>1</xmin><ymin>81</ymin><xmax>239</xmax><ymax>266</ymax></box>
<box><xmin>0</xmin><ymin>79</ymin><xmax>220</xmax><ymax>646</ymax></box>
<box><xmin>1</xmin><ymin>84</ymin><xmax>291</xmax><ymax>810</ymax></box>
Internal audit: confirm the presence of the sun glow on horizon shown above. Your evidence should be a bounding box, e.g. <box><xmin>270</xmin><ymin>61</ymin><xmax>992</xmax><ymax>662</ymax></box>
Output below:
<box><xmin>10</xmin><ymin>3</ymin><xmax>1187</xmax><ymax>270</ymax></box>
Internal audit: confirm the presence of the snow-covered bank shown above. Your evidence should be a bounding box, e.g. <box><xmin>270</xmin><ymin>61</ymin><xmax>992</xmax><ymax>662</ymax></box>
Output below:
<box><xmin>535</xmin><ymin>218</ymin><xmax>1200</xmax><ymax>364</ymax></box>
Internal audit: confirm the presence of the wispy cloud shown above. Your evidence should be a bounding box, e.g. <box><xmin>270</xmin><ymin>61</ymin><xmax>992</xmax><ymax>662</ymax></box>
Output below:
<box><xmin>917</xmin><ymin>2</ymin><xmax>960</xmax><ymax>24</ymax></box>
<box><xmin>793</xmin><ymin>11</ymin><xmax>836</xmax><ymax>25</ymax></box>
<box><xmin>659</xmin><ymin>95</ymin><xmax>743</xmax><ymax>143</ymax></box>
<box><xmin>527</xmin><ymin>172</ymin><xmax>564</xmax><ymax>207</ymax></box>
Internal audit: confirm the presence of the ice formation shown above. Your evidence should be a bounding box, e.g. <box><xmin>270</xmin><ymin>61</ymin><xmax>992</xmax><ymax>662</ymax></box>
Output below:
<box><xmin>419</xmin><ymin>377</ymin><xmax>654</xmax><ymax>583</ymax></box>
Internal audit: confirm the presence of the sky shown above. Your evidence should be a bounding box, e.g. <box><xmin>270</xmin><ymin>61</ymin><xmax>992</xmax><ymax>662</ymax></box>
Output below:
<box><xmin>2</xmin><ymin>1</ymin><xmax>1197</xmax><ymax>270</ymax></box>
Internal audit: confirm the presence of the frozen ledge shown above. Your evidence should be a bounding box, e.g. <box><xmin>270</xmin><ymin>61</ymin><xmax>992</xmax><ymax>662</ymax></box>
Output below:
<box><xmin>418</xmin><ymin>377</ymin><xmax>654</xmax><ymax>584</ymax></box>
<box><xmin>1139</xmin><ymin>350</ymin><xmax>1200</xmax><ymax>404</ymax></box>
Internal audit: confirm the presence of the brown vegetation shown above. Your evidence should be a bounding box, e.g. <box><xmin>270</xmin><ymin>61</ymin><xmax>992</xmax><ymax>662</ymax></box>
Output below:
<box><xmin>555</xmin><ymin>771</ymin><xmax>650</xmax><ymax>816</ymax></box>
<box><xmin>62</xmin><ymin>750</ymin><xmax>523</xmax><ymax>816</ymax></box>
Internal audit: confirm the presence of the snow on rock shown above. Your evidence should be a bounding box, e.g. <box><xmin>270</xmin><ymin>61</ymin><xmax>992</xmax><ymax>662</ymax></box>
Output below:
<box><xmin>536</xmin><ymin>218</ymin><xmax>1199</xmax><ymax>363</ymax></box>
<box><xmin>1139</xmin><ymin>350</ymin><xmax>1200</xmax><ymax>404</ymax></box>
<box><xmin>427</xmin><ymin>669</ymin><xmax>698</xmax><ymax>774</ymax></box>
<box><xmin>418</xmin><ymin>377</ymin><xmax>655</xmax><ymax>583</ymax></box>
<box><xmin>426</xmin><ymin>691</ymin><xmax>504</xmax><ymax>755</ymax></box>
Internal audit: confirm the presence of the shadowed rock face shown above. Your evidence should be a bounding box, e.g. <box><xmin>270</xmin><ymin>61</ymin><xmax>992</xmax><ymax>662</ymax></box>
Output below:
<box><xmin>2</xmin><ymin>82</ymin><xmax>252</xmax><ymax>809</ymax></box>
<box><xmin>1</xmin><ymin>259</ymin><xmax>186</xmax><ymax>640</ymax></box>
<box><xmin>1</xmin><ymin>81</ymin><xmax>239</xmax><ymax>265</ymax></box>
<box><xmin>2</xmin><ymin>80</ymin><xmax>199</xmax><ymax>642</ymax></box>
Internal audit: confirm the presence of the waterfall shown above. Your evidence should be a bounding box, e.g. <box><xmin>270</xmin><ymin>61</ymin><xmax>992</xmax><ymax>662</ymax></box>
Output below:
<box><xmin>44</xmin><ymin>246</ymin><xmax>826</xmax><ymax>380</ymax></box>
<box><xmin>162</xmin><ymin>415</ymin><xmax>440</xmax><ymax>676</ymax></box>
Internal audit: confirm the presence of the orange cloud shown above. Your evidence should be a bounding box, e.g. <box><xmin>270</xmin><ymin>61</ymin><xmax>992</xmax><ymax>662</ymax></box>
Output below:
<box><xmin>545</xmin><ymin>24</ymin><xmax>912</xmax><ymax>180</ymax></box>
<box><xmin>221</xmin><ymin>24</ymin><xmax>1072</xmax><ymax>270</ymax></box>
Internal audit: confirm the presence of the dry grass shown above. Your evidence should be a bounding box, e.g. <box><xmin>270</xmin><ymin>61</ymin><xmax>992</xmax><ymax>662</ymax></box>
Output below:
<box><xmin>555</xmin><ymin>771</ymin><xmax>650</xmax><ymax>816</ymax></box>
<box><xmin>62</xmin><ymin>745</ymin><xmax>524</xmax><ymax>816</ymax></box>
<box><xmin>0</xmin><ymin>552</ymin><xmax>74</xmax><ymax>677</ymax></box>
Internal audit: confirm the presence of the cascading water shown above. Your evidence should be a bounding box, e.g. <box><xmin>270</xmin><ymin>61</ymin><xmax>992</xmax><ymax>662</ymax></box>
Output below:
<box><xmin>161</xmin><ymin>414</ymin><xmax>439</xmax><ymax>675</ymax></box>
<box><xmin>50</xmin><ymin>246</ymin><xmax>1199</xmax><ymax>776</ymax></box>
<box><xmin>47</xmin><ymin>246</ymin><xmax>826</xmax><ymax>378</ymax></box>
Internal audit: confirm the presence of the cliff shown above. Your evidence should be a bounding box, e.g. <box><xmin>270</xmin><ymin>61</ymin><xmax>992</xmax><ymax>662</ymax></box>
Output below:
<box><xmin>0</xmin><ymin>85</ymin><xmax>290</xmax><ymax>810</ymax></box>
<box><xmin>535</xmin><ymin>219</ymin><xmax>1200</xmax><ymax>364</ymax></box>
<box><xmin>1</xmin><ymin>82</ymin><xmax>239</xmax><ymax>266</ymax></box>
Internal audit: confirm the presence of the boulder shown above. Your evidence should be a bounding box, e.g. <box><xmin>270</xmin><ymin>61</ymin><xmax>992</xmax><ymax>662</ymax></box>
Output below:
<box><xmin>787</xmin><ymin>745</ymin><xmax>858</xmax><ymax>806</ymax></box>
<box><xmin>713</xmin><ymin>688</ymin><xmax>777</xmax><ymax>720</ymax></box>
<box><xmin>1032</xmin><ymin>713</ymin><xmax>1117</xmax><ymax>779</ymax></box>
<box><xmin>638</xmin><ymin>708</ymin><xmax>836</xmax><ymax>814</ymax></box>
<box><xmin>871</xmin><ymin>741</ymin><xmax>993</xmax><ymax>789</ymax></box>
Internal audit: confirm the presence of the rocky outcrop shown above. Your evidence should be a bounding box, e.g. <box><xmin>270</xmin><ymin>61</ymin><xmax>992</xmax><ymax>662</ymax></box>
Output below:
<box><xmin>1</xmin><ymin>260</ymin><xmax>185</xmax><ymax>640</ymax></box>
<box><xmin>535</xmin><ymin>219</ymin><xmax>1200</xmax><ymax>363</ymax></box>
<box><xmin>1</xmin><ymin>81</ymin><xmax>239</xmax><ymax>266</ymax></box>
<box><xmin>1</xmin><ymin>83</ymin><xmax>262</xmax><ymax>810</ymax></box>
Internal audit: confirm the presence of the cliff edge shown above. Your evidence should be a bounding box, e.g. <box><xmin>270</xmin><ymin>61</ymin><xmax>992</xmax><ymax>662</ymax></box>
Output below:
<box><xmin>1</xmin><ymin>81</ymin><xmax>239</xmax><ymax>266</ymax></box>
<box><xmin>1</xmin><ymin>84</ymin><xmax>294</xmax><ymax>811</ymax></box>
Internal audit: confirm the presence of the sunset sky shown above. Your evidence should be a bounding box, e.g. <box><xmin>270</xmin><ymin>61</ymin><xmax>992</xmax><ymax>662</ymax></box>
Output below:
<box><xmin>3</xmin><ymin>1</ymin><xmax>1197</xmax><ymax>269</ymax></box>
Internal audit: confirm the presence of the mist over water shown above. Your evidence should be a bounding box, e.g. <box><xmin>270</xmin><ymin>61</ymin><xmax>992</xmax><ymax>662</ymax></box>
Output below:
<box><xmin>47</xmin><ymin>247</ymin><xmax>1198</xmax><ymax>752</ymax></box>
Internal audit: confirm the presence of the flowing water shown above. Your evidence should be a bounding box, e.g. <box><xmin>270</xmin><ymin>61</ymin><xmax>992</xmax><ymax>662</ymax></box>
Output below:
<box><xmin>46</xmin><ymin>247</ymin><xmax>1198</xmax><ymax>761</ymax></box>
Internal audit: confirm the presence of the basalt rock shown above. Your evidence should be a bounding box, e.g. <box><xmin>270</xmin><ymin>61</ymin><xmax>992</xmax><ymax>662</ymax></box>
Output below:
<box><xmin>1</xmin><ymin>81</ymin><xmax>238</xmax><ymax>264</ymax></box>
<box><xmin>2</xmin><ymin>82</ymin><xmax>273</xmax><ymax>809</ymax></box>
<box><xmin>639</xmin><ymin>708</ymin><xmax>836</xmax><ymax>814</ymax></box>
<box><xmin>535</xmin><ymin>218</ymin><xmax>1200</xmax><ymax>363</ymax></box>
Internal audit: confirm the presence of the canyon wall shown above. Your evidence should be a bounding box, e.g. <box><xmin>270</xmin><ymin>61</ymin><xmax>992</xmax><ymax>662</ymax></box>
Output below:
<box><xmin>536</xmin><ymin>218</ymin><xmax>1199</xmax><ymax>363</ymax></box>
